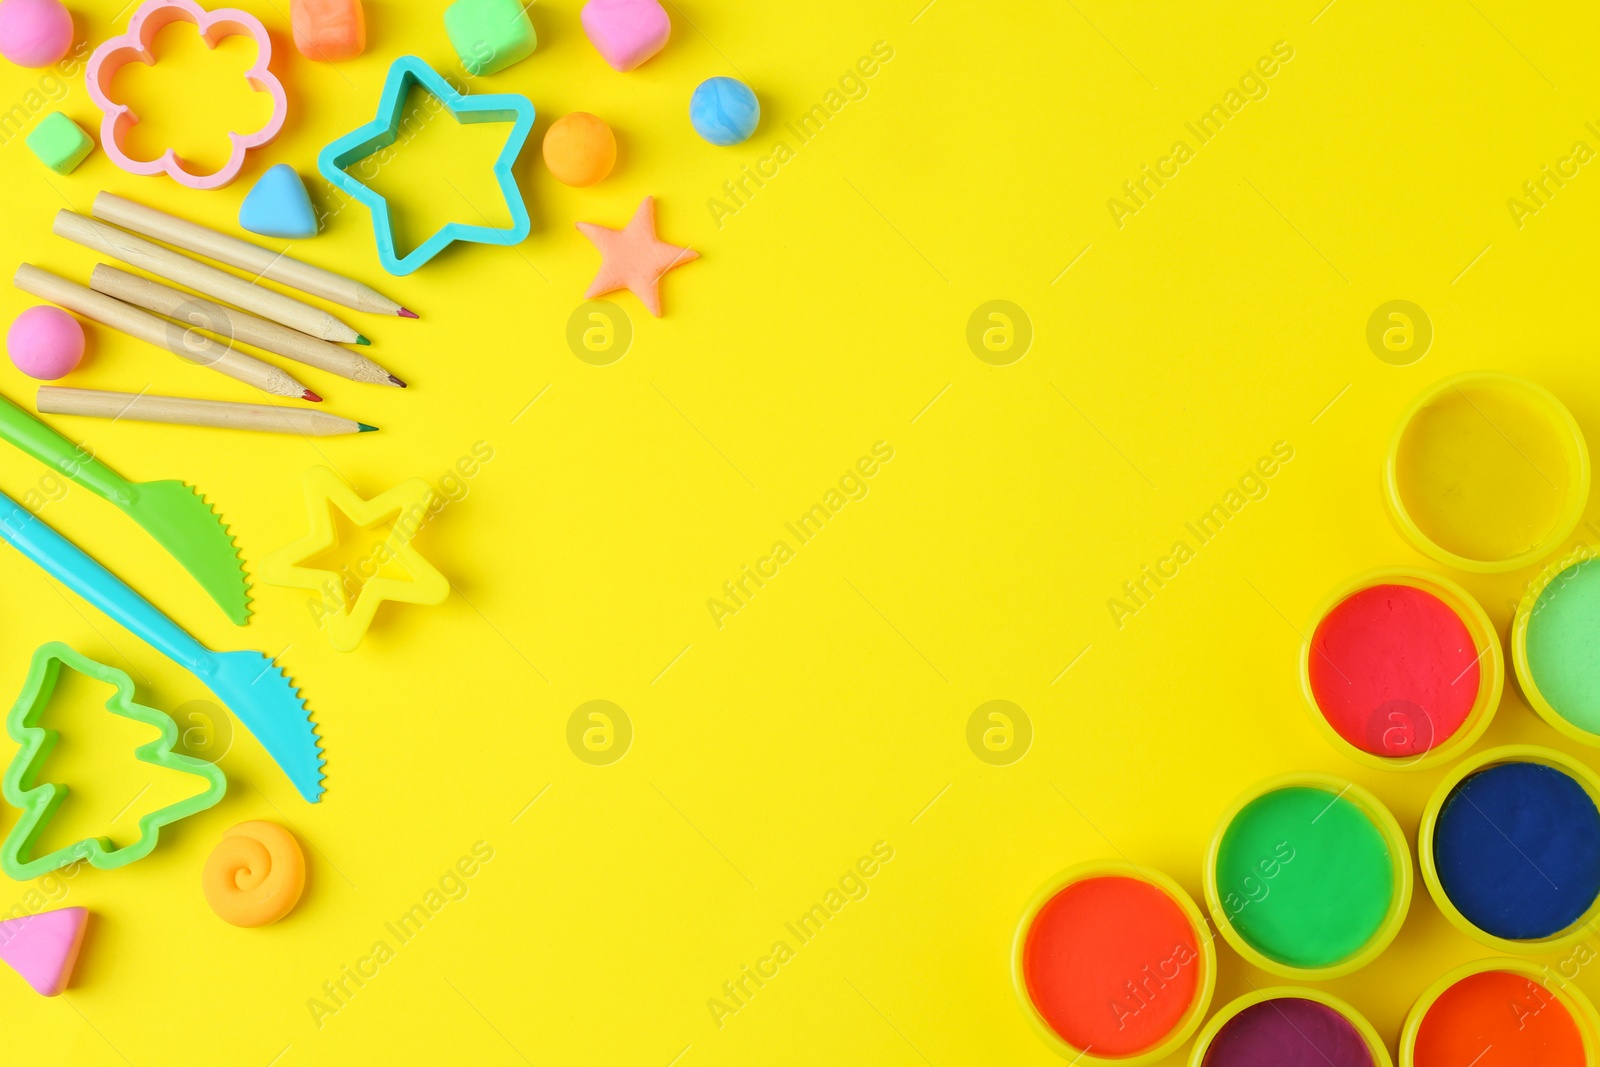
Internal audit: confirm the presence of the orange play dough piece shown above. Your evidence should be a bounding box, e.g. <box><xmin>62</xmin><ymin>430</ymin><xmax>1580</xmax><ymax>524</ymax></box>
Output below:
<box><xmin>291</xmin><ymin>0</ymin><xmax>366</xmax><ymax>62</ymax></box>
<box><xmin>202</xmin><ymin>821</ymin><xmax>306</xmax><ymax>927</ymax></box>
<box><xmin>543</xmin><ymin>112</ymin><xmax>617</xmax><ymax>187</ymax></box>
<box><xmin>575</xmin><ymin>197</ymin><xmax>698</xmax><ymax>317</ymax></box>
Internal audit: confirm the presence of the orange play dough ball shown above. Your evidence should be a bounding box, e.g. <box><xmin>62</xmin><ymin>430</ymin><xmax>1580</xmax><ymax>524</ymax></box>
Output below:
<box><xmin>543</xmin><ymin>112</ymin><xmax>617</xmax><ymax>187</ymax></box>
<box><xmin>202</xmin><ymin>821</ymin><xmax>306</xmax><ymax>927</ymax></box>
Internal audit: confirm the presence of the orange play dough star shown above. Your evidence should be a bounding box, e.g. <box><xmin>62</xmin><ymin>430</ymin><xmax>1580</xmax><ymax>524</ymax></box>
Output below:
<box><xmin>575</xmin><ymin>197</ymin><xmax>698</xmax><ymax>317</ymax></box>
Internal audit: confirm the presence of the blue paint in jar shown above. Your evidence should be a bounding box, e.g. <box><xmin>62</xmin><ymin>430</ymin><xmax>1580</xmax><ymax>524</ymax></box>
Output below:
<box><xmin>1434</xmin><ymin>761</ymin><xmax>1600</xmax><ymax>940</ymax></box>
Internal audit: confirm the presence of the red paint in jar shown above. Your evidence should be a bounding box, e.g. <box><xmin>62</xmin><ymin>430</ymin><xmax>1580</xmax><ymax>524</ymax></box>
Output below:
<box><xmin>1308</xmin><ymin>584</ymin><xmax>1479</xmax><ymax>757</ymax></box>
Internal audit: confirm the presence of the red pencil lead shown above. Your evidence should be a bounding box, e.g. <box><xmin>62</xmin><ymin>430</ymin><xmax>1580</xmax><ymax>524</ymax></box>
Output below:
<box><xmin>303</xmin><ymin>389</ymin><xmax>323</xmax><ymax>403</ymax></box>
<box><xmin>398</xmin><ymin>307</ymin><xmax>418</xmax><ymax>319</ymax></box>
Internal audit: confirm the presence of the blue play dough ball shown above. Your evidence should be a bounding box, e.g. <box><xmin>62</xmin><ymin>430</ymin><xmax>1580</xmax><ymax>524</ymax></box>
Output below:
<box><xmin>1434</xmin><ymin>761</ymin><xmax>1600</xmax><ymax>940</ymax></box>
<box><xmin>690</xmin><ymin>77</ymin><xmax>759</xmax><ymax>146</ymax></box>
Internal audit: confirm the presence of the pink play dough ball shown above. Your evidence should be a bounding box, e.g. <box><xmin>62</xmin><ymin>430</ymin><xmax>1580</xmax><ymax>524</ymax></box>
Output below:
<box><xmin>0</xmin><ymin>0</ymin><xmax>73</xmax><ymax>68</ymax></box>
<box><xmin>8</xmin><ymin>306</ymin><xmax>84</xmax><ymax>380</ymax></box>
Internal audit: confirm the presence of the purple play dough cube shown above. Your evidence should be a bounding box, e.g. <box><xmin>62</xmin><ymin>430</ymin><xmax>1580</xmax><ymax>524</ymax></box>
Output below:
<box><xmin>581</xmin><ymin>0</ymin><xmax>670</xmax><ymax>71</ymax></box>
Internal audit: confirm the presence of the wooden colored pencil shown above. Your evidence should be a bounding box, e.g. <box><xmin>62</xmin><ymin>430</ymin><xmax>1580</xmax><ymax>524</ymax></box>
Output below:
<box><xmin>53</xmin><ymin>211</ymin><xmax>366</xmax><ymax>345</ymax></box>
<box><xmin>92</xmin><ymin>192</ymin><xmax>415</xmax><ymax>318</ymax></box>
<box><xmin>90</xmin><ymin>266</ymin><xmax>406</xmax><ymax>388</ymax></box>
<box><xmin>38</xmin><ymin>388</ymin><xmax>376</xmax><ymax>436</ymax></box>
<box><xmin>14</xmin><ymin>264</ymin><xmax>318</xmax><ymax>402</ymax></box>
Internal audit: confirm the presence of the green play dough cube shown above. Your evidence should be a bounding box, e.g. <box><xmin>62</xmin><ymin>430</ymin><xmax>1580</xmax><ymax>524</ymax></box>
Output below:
<box><xmin>25</xmin><ymin>112</ymin><xmax>92</xmax><ymax>175</ymax></box>
<box><xmin>444</xmin><ymin>0</ymin><xmax>537</xmax><ymax>76</ymax></box>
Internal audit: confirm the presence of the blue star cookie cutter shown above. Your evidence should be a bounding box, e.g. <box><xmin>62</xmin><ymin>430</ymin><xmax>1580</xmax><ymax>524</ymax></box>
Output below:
<box><xmin>316</xmin><ymin>55</ymin><xmax>536</xmax><ymax>276</ymax></box>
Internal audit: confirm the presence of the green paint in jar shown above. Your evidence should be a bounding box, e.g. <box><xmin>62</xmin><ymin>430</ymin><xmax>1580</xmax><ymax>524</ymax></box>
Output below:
<box><xmin>1215</xmin><ymin>786</ymin><xmax>1394</xmax><ymax>969</ymax></box>
<box><xmin>1526</xmin><ymin>558</ymin><xmax>1600</xmax><ymax>735</ymax></box>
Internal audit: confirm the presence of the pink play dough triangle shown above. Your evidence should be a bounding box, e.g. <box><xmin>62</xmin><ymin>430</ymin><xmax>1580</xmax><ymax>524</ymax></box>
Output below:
<box><xmin>0</xmin><ymin>907</ymin><xmax>87</xmax><ymax>995</ymax></box>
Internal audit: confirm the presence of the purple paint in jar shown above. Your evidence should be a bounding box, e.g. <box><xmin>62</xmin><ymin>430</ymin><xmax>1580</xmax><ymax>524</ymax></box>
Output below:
<box><xmin>1202</xmin><ymin>997</ymin><xmax>1373</xmax><ymax>1067</ymax></box>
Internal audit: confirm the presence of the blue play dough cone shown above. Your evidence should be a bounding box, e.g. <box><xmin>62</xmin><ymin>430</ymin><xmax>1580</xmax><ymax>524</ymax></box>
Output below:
<box><xmin>239</xmin><ymin>164</ymin><xmax>319</xmax><ymax>239</ymax></box>
<box><xmin>690</xmin><ymin>77</ymin><xmax>759</xmax><ymax>146</ymax></box>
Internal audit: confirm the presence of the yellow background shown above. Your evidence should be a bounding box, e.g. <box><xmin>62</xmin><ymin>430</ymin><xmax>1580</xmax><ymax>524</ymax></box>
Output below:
<box><xmin>2</xmin><ymin>0</ymin><xmax>1599</xmax><ymax>1062</ymax></box>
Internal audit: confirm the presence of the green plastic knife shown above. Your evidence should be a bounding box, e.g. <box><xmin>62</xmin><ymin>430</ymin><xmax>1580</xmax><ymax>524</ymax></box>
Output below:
<box><xmin>0</xmin><ymin>391</ymin><xmax>250</xmax><ymax>624</ymax></box>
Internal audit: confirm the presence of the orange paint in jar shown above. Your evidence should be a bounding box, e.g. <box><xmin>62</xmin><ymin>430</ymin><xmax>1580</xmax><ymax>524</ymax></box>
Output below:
<box><xmin>1412</xmin><ymin>969</ymin><xmax>1584</xmax><ymax>1067</ymax></box>
<box><xmin>1022</xmin><ymin>875</ymin><xmax>1202</xmax><ymax>1056</ymax></box>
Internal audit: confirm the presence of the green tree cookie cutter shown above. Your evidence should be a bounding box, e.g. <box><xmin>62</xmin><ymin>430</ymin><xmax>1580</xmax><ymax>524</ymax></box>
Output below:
<box><xmin>2</xmin><ymin>642</ymin><xmax>226</xmax><ymax>880</ymax></box>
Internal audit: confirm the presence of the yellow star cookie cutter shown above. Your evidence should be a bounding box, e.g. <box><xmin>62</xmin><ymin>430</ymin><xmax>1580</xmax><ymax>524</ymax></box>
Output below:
<box><xmin>260</xmin><ymin>467</ymin><xmax>448</xmax><ymax>652</ymax></box>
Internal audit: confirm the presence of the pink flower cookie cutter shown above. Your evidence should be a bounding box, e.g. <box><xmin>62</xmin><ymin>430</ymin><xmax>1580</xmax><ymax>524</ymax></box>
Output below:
<box><xmin>85</xmin><ymin>0</ymin><xmax>288</xmax><ymax>190</ymax></box>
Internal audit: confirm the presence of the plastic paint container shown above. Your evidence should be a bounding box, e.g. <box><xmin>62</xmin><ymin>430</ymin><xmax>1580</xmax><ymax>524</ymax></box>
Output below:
<box><xmin>1384</xmin><ymin>372</ymin><xmax>1589</xmax><ymax>573</ymax></box>
<box><xmin>1400</xmin><ymin>957</ymin><xmax>1600</xmax><ymax>1067</ymax></box>
<box><xmin>1514</xmin><ymin>546</ymin><xmax>1600</xmax><ymax>746</ymax></box>
<box><xmin>1302</xmin><ymin>569</ymin><xmax>1501</xmax><ymax>770</ymax></box>
<box><xmin>1189</xmin><ymin>987</ymin><xmax>1392</xmax><ymax>1067</ymax></box>
<box><xmin>1420</xmin><ymin>745</ymin><xmax>1600</xmax><ymax>952</ymax></box>
<box><xmin>1204</xmin><ymin>774</ymin><xmax>1410</xmax><ymax>980</ymax></box>
<box><xmin>1012</xmin><ymin>861</ymin><xmax>1215</xmax><ymax>1064</ymax></box>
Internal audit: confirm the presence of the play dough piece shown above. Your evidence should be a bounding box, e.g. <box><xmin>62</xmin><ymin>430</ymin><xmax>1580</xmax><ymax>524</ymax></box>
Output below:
<box><xmin>690</xmin><ymin>77</ymin><xmax>759</xmax><ymax>146</ymax></box>
<box><xmin>543</xmin><ymin>112</ymin><xmax>616</xmax><ymax>187</ymax></box>
<box><xmin>575</xmin><ymin>197</ymin><xmax>697</xmax><ymax>317</ymax></box>
<box><xmin>581</xmin><ymin>0</ymin><xmax>669</xmax><ymax>71</ymax></box>
<box><xmin>0</xmin><ymin>0</ymin><xmax>73</xmax><ymax>67</ymax></box>
<box><xmin>203</xmin><ymin>821</ymin><xmax>306</xmax><ymax>927</ymax></box>
<box><xmin>25</xmin><ymin>111</ymin><xmax>92</xmax><ymax>174</ymax></box>
<box><xmin>8</xmin><ymin>305</ymin><xmax>84</xmax><ymax>380</ymax></box>
<box><xmin>0</xmin><ymin>906</ymin><xmax>87</xmax><ymax>995</ymax></box>
<box><xmin>290</xmin><ymin>0</ymin><xmax>364</xmax><ymax>61</ymax></box>
<box><xmin>444</xmin><ymin>0</ymin><xmax>536</xmax><ymax>76</ymax></box>
<box><xmin>1434</xmin><ymin>761</ymin><xmax>1600</xmax><ymax>940</ymax></box>
<box><xmin>240</xmin><ymin>164</ymin><xmax>319</xmax><ymax>239</ymax></box>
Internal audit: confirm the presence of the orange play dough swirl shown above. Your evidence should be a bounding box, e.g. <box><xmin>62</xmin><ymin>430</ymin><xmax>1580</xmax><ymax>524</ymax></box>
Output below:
<box><xmin>202</xmin><ymin>821</ymin><xmax>306</xmax><ymax>927</ymax></box>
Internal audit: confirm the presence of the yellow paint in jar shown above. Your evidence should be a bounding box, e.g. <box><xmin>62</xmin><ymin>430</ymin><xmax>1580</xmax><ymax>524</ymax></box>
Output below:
<box><xmin>1385</xmin><ymin>373</ymin><xmax>1589</xmax><ymax>572</ymax></box>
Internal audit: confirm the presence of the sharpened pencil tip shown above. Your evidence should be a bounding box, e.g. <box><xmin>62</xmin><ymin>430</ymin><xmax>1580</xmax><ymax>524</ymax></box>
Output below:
<box><xmin>355</xmin><ymin>334</ymin><xmax>372</xmax><ymax>346</ymax></box>
<box><xmin>388</xmin><ymin>374</ymin><xmax>407</xmax><ymax>388</ymax></box>
<box><xmin>398</xmin><ymin>307</ymin><xmax>418</xmax><ymax>319</ymax></box>
<box><xmin>303</xmin><ymin>389</ymin><xmax>323</xmax><ymax>403</ymax></box>
<box><xmin>358</xmin><ymin>423</ymin><xmax>379</xmax><ymax>433</ymax></box>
